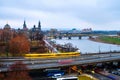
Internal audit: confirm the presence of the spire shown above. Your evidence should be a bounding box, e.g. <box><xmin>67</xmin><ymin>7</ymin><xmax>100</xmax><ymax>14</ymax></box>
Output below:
<box><xmin>23</xmin><ymin>20</ymin><xmax>28</xmax><ymax>30</ymax></box>
<box><xmin>38</xmin><ymin>20</ymin><xmax>41</xmax><ymax>31</ymax></box>
<box><xmin>23</xmin><ymin>20</ymin><xmax>27</xmax><ymax>28</ymax></box>
<box><xmin>7</xmin><ymin>21</ymin><xmax>8</xmax><ymax>24</ymax></box>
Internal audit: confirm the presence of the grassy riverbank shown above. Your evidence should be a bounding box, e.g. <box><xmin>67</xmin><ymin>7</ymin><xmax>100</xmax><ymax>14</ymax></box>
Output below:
<box><xmin>91</xmin><ymin>36</ymin><xmax>120</xmax><ymax>45</ymax></box>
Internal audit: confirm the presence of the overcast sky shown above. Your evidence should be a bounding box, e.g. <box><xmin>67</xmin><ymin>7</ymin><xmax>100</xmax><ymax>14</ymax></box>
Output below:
<box><xmin>0</xmin><ymin>0</ymin><xmax>120</xmax><ymax>30</ymax></box>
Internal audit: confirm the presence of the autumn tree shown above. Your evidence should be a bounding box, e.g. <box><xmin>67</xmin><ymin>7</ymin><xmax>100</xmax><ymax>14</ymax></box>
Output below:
<box><xmin>0</xmin><ymin>29</ymin><xmax>16</xmax><ymax>54</ymax></box>
<box><xmin>9</xmin><ymin>35</ymin><xmax>30</xmax><ymax>56</ymax></box>
<box><xmin>0</xmin><ymin>73</ymin><xmax>4</xmax><ymax>80</ymax></box>
<box><xmin>0</xmin><ymin>29</ymin><xmax>16</xmax><ymax>43</ymax></box>
<box><xmin>4</xmin><ymin>61</ymin><xmax>32</xmax><ymax>80</ymax></box>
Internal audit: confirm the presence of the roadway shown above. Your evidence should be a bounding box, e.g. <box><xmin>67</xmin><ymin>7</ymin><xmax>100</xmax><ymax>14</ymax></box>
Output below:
<box><xmin>0</xmin><ymin>53</ymin><xmax>120</xmax><ymax>72</ymax></box>
<box><xmin>89</xmin><ymin>73</ymin><xmax>112</xmax><ymax>80</ymax></box>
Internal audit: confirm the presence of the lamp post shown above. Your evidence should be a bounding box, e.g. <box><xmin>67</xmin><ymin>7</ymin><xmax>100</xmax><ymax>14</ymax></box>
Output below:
<box><xmin>109</xmin><ymin>46</ymin><xmax>111</xmax><ymax>52</ymax></box>
<box><xmin>98</xmin><ymin>45</ymin><xmax>101</xmax><ymax>53</ymax></box>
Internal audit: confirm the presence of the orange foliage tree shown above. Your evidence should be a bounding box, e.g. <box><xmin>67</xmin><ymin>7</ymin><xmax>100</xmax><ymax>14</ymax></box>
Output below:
<box><xmin>9</xmin><ymin>35</ymin><xmax>30</xmax><ymax>56</ymax></box>
<box><xmin>4</xmin><ymin>61</ymin><xmax>32</xmax><ymax>80</ymax></box>
<box><xmin>0</xmin><ymin>73</ymin><xmax>4</xmax><ymax>80</ymax></box>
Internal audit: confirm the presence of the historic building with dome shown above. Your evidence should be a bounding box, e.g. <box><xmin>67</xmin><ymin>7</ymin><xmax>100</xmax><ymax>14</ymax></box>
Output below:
<box><xmin>0</xmin><ymin>23</ymin><xmax>16</xmax><ymax>53</ymax></box>
<box><xmin>0</xmin><ymin>21</ymin><xmax>47</xmax><ymax>53</ymax></box>
<box><xmin>0</xmin><ymin>23</ymin><xmax>15</xmax><ymax>42</ymax></box>
<box><xmin>0</xmin><ymin>20</ymin><xmax>43</xmax><ymax>42</ymax></box>
<box><xmin>4</xmin><ymin>23</ymin><xmax>11</xmax><ymax>30</ymax></box>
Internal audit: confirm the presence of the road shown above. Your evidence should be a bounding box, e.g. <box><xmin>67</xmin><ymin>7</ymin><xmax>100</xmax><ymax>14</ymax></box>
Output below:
<box><xmin>89</xmin><ymin>73</ymin><xmax>112</xmax><ymax>80</ymax></box>
<box><xmin>0</xmin><ymin>53</ymin><xmax>120</xmax><ymax>72</ymax></box>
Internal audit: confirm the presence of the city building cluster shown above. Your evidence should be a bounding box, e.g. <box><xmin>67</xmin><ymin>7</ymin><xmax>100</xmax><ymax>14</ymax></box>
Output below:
<box><xmin>0</xmin><ymin>20</ymin><xmax>43</xmax><ymax>42</ymax></box>
<box><xmin>0</xmin><ymin>21</ymin><xmax>49</xmax><ymax>55</ymax></box>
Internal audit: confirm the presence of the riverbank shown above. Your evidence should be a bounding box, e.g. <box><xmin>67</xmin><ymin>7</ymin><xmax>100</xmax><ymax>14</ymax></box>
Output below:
<box><xmin>89</xmin><ymin>36</ymin><xmax>120</xmax><ymax>45</ymax></box>
<box><xmin>55</xmin><ymin>37</ymin><xmax>120</xmax><ymax>53</ymax></box>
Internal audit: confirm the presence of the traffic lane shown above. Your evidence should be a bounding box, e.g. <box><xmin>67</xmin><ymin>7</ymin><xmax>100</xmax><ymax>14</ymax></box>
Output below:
<box><xmin>1</xmin><ymin>56</ymin><xmax>120</xmax><ymax>70</ymax></box>
<box><xmin>89</xmin><ymin>73</ymin><xmax>112</xmax><ymax>80</ymax></box>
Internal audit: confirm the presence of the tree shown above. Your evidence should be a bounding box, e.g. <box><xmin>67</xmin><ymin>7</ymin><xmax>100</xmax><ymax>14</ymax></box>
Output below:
<box><xmin>0</xmin><ymin>29</ymin><xmax>15</xmax><ymax>43</ymax></box>
<box><xmin>4</xmin><ymin>61</ymin><xmax>32</xmax><ymax>80</ymax></box>
<box><xmin>0</xmin><ymin>73</ymin><xmax>4</xmax><ymax>80</ymax></box>
<box><xmin>9</xmin><ymin>35</ymin><xmax>30</xmax><ymax>56</ymax></box>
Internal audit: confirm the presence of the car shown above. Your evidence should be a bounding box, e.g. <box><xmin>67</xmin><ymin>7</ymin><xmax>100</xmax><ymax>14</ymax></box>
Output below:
<box><xmin>45</xmin><ymin>69</ymin><xmax>64</xmax><ymax>77</ymax></box>
<box><xmin>111</xmin><ymin>71</ymin><xmax>118</xmax><ymax>75</ymax></box>
<box><xmin>58</xmin><ymin>59</ymin><xmax>74</xmax><ymax>64</ymax></box>
<box><xmin>52</xmin><ymin>74</ymin><xmax>62</xmax><ymax>78</ymax></box>
<box><xmin>117</xmin><ymin>68</ymin><xmax>120</xmax><ymax>72</ymax></box>
<box><xmin>117</xmin><ymin>72</ymin><xmax>120</xmax><ymax>76</ymax></box>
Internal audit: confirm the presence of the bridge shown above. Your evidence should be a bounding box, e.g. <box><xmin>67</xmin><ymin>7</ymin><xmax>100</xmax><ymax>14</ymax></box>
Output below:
<box><xmin>0</xmin><ymin>52</ymin><xmax>120</xmax><ymax>72</ymax></box>
<box><xmin>51</xmin><ymin>32</ymin><xmax>100</xmax><ymax>39</ymax></box>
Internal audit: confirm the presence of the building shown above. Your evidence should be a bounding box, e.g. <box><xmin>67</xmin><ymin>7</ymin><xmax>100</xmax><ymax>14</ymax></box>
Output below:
<box><xmin>31</xmin><ymin>21</ymin><xmax>41</xmax><ymax>32</ymax></box>
<box><xmin>0</xmin><ymin>23</ymin><xmax>15</xmax><ymax>42</ymax></box>
<box><xmin>15</xmin><ymin>20</ymin><xmax>29</xmax><ymax>39</ymax></box>
<box><xmin>0</xmin><ymin>23</ymin><xmax>15</xmax><ymax>53</ymax></box>
<box><xmin>29</xmin><ymin>21</ymin><xmax>43</xmax><ymax>40</ymax></box>
<box><xmin>23</xmin><ymin>20</ymin><xmax>28</xmax><ymax>31</ymax></box>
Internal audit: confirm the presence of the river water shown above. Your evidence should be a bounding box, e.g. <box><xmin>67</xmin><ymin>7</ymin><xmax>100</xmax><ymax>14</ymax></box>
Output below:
<box><xmin>53</xmin><ymin>37</ymin><xmax>120</xmax><ymax>54</ymax></box>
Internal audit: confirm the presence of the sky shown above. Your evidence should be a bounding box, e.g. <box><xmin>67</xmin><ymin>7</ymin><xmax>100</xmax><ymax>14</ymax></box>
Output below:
<box><xmin>0</xmin><ymin>0</ymin><xmax>120</xmax><ymax>30</ymax></box>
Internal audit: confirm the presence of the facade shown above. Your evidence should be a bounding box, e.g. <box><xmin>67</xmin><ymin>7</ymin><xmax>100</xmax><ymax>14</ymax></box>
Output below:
<box><xmin>0</xmin><ymin>23</ymin><xmax>16</xmax><ymax>53</ymax></box>
<box><xmin>0</xmin><ymin>23</ymin><xmax>15</xmax><ymax>42</ymax></box>
<box><xmin>29</xmin><ymin>21</ymin><xmax>43</xmax><ymax>40</ymax></box>
<box><xmin>31</xmin><ymin>21</ymin><xmax>41</xmax><ymax>32</ymax></box>
<box><xmin>21</xmin><ymin>20</ymin><xmax>29</xmax><ymax>38</ymax></box>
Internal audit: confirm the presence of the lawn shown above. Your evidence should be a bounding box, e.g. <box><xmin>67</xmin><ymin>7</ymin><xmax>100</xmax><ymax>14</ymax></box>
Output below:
<box><xmin>99</xmin><ymin>36</ymin><xmax>120</xmax><ymax>45</ymax></box>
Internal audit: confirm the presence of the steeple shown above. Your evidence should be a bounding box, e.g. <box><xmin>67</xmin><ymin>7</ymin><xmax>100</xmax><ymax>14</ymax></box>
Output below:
<box><xmin>23</xmin><ymin>20</ymin><xmax>27</xmax><ymax>29</ymax></box>
<box><xmin>23</xmin><ymin>20</ymin><xmax>28</xmax><ymax>30</ymax></box>
<box><xmin>38</xmin><ymin>21</ymin><xmax>41</xmax><ymax>31</ymax></box>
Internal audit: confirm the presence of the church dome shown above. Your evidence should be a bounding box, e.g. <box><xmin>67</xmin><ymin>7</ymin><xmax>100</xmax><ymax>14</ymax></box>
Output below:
<box><xmin>4</xmin><ymin>24</ymin><xmax>11</xmax><ymax>30</ymax></box>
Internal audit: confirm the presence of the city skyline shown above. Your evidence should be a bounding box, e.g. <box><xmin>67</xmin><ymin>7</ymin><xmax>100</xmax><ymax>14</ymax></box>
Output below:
<box><xmin>1</xmin><ymin>0</ymin><xmax>120</xmax><ymax>30</ymax></box>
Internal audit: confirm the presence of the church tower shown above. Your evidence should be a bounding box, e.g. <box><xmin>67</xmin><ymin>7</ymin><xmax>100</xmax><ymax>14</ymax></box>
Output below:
<box><xmin>23</xmin><ymin>20</ymin><xmax>28</xmax><ymax>30</ymax></box>
<box><xmin>38</xmin><ymin>21</ymin><xmax>41</xmax><ymax>31</ymax></box>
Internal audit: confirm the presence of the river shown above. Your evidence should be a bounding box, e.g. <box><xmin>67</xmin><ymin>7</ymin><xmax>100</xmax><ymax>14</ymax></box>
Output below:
<box><xmin>53</xmin><ymin>37</ymin><xmax>120</xmax><ymax>54</ymax></box>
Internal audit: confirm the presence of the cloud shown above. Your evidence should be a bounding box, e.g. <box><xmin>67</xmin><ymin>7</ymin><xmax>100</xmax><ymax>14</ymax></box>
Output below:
<box><xmin>97</xmin><ymin>21</ymin><xmax>120</xmax><ymax>30</ymax></box>
<box><xmin>0</xmin><ymin>0</ymin><xmax>120</xmax><ymax>30</ymax></box>
<box><xmin>0</xmin><ymin>7</ymin><xmax>95</xmax><ymax>29</ymax></box>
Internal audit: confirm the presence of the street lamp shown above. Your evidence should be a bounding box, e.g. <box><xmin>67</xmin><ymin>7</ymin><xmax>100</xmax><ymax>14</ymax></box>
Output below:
<box><xmin>98</xmin><ymin>45</ymin><xmax>101</xmax><ymax>53</ymax></box>
<box><xmin>109</xmin><ymin>46</ymin><xmax>111</xmax><ymax>52</ymax></box>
